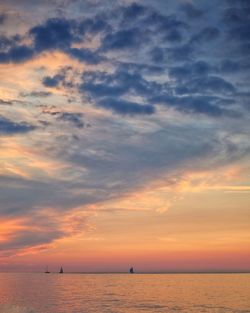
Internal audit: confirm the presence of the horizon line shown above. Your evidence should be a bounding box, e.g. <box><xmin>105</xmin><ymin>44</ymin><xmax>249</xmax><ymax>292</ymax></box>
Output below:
<box><xmin>1</xmin><ymin>271</ymin><xmax>250</xmax><ymax>274</ymax></box>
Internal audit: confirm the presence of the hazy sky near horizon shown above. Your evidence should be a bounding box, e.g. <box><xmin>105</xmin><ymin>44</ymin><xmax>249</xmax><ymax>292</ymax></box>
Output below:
<box><xmin>0</xmin><ymin>0</ymin><xmax>250</xmax><ymax>272</ymax></box>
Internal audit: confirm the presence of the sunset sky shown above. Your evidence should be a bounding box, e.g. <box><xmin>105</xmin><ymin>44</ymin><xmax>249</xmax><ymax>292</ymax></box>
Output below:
<box><xmin>0</xmin><ymin>0</ymin><xmax>249</xmax><ymax>272</ymax></box>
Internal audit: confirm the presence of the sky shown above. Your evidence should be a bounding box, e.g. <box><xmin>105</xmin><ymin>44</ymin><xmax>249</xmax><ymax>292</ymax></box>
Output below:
<box><xmin>0</xmin><ymin>0</ymin><xmax>250</xmax><ymax>272</ymax></box>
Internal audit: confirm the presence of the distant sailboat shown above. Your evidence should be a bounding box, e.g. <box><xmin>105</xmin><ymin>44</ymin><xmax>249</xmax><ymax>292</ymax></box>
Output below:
<box><xmin>59</xmin><ymin>266</ymin><xmax>64</xmax><ymax>274</ymax></box>
<box><xmin>45</xmin><ymin>265</ymin><xmax>50</xmax><ymax>274</ymax></box>
<box><xmin>129</xmin><ymin>267</ymin><xmax>134</xmax><ymax>274</ymax></box>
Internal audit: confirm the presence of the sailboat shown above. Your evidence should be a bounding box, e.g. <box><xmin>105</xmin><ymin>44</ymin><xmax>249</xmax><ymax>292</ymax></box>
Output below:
<box><xmin>129</xmin><ymin>267</ymin><xmax>134</xmax><ymax>274</ymax></box>
<box><xmin>59</xmin><ymin>266</ymin><xmax>64</xmax><ymax>274</ymax></box>
<box><xmin>45</xmin><ymin>265</ymin><xmax>50</xmax><ymax>274</ymax></box>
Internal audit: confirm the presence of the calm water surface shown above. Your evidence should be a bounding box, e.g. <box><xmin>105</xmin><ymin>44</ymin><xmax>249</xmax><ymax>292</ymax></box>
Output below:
<box><xmin>0</xmin><ymin>273</ymin><xmax>249</xmax><ymax>313</ymax></box>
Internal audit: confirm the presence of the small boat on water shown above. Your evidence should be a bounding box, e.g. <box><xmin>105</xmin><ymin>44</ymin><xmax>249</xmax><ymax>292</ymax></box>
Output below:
<box><xmin>129</xmin><ymin>267</ymin><xmax>134</xmax><ymax>274</ymax></box>
<box><xmin>45</xmin><ymin>265</ymin><xmax>50</xmax><ymax>274</ymax></box>
<box><xmin>59</xmin><ymin>266</ymin><xmax>64</xmax><ymax>274</ymax></box>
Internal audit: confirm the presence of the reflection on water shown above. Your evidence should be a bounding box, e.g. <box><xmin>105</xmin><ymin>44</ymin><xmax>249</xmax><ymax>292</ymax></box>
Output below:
<box><xmin>0</xmin><ymin>273</ymin><xmax>249</xmax><ymax>313</ymax></box>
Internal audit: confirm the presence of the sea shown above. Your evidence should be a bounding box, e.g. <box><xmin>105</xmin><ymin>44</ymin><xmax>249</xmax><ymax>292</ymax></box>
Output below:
<box><xmin>0</xmin><ymin>273</ymin><xmax>249</xmax><ymax>313</ymax></box>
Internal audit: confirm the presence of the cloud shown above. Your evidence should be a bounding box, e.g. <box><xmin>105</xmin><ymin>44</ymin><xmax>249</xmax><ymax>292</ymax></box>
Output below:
<box><xmin>97</xmin><ymin>98</ymin><xmax>155</xmax><ymax>115</ymax></box>
<box><xmin>58</xmin><ymin>112</ymin><xmax>84</xmax><ymax>128</ymax></box>
<box><xmin>218</xmin><ymin>59</ymin><xmax>242</xmax><ymax>73</ymax></box>
<box><xmin>0</xmin><ymin>229</ymin><xmax>63</xmax><ymax>251</ymax></box>
<box><xmin>185</xmin><ymin>76</ymin><xmax>236</xmax><ymax>94</ymax></box>
<box><xmin>0</xmin><ymin>45</ymin><xmax>34</xmax><ymax>63</ymax></box>
<box><xmin>67</xmin><ymin>47</ymin><xmax>104</xmax><ymax>64</ymax></box>
<box><xmin>81</xmin><ymin>69</ymin><xmax>161</xmax><ymax>98</ymax></box>
<box><xmin>101</xmin><ymin>28</ymin><xmax>145</xmax><ymax>50</ymax></box>
<box><xmin>191</xmin><ymin>27</ymin><xmax>220</xmax><ymax>44</ymax></box>
<box><xmin>0</xmin><ymin>115</ymin><xmax>36</xmax><ymax>134</ymax></box>
<box><xmin>30</xmin><ymin>18</ymin><xmax>76</xmax><ymax>52</ymax></box>
<box><xmin>42</xmin><ymin>110</ymin><xmax>85</xmax><ymax>128</ymax></box>
<box><xmin>0</xmin><ymin>16</ymin><xmax>104</xmax><ymax>65</ymax></box>
<box><xmin>122</xmin><ymin>3</ymin><xmax>147</xmax><ymax>20</ymax></box>
<box><xmin>169</xmin><ymin>61</ymin><xmax>212</xmax><ymax>80</ymax></box>
<box><xmin>0</xmin><ymin>13</ymin><xmax>7</xmax><ymax>25</ymax></box>
<box><xmin>151</xmin><ymin>95</ymin><xmax>227</xmax><ymax>117</ymax></box>
<box><xmin>180</xmin><ymin>3</ymin><xmax>203</xmax><ymax>19</ymax></box>
<box><xmin>42</xmin><ymin>74</ymin><xmax>64</xmax><ymax>87</ymax></box>
<box><xmin>166</xmin><ymin>44</ymin><xmax>194</xmax><ymax>61</ymax></box>
<box><xmin>21</xmin><ymin>91</ymin><xmax>52</xmax><ymax>97</ymax></box>
<box><xmin>0</xmin><ymin>99</ymin><xmax>13</xmax><ymax>106</ymax></box>
<box><xmin>78</xmin><ymin>15</ymin><xmax>111</xmax><ymax>35</ymax></box>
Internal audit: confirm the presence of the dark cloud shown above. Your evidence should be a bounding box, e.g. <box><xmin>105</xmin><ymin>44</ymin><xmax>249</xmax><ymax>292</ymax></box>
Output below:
<box><xmin>101</xmin><ymin>28</ymin><xmax>146</xmax><ymax>50</ymax></box>
<box><xmin>0</xmin><ymin>35</ymin><xmax>12</xmax><ymax>50</ymax></box>
<box><xmin>81</xmin><ymin>69</ymin><xmax>161</xmax><ymax>99</ymax></box>
<box><xmin>219</xmin><ymin>59</ymin><xmax>242</xmax><ymax>73</ymax></box>
<box><xmin>191</xmin><ymin>27</ymin><xmax>220</xmax><ymax>44</ymax></box>
<box><xmin>0</xmin><ymin>13</ymin><xmax>7</xmax><ymax>25</ymax></box>
<box><xmin>42</xmin><ymin>110</ymin><xmax>85</xmax><ymax>128</ymax></box>
<box><xmin>151</xmin><ymin>95</ymin><xmax>237</xmax><ymax>117</ymax></box>
<box><xmin>21</xmin><ymin>91</ymin><xmax>52</xmax><ymax>97</ymax></box>
<box><xmin>164</xmin><ymin>28</ymin><xmax>183</xmax><ymax>42</ymax></box>
<box><xmin>0</xmin><ymin>45</ymin><xmax>34</xmax><ymax>63</ymax></box>
<box><xmin>67</xmin><ymin>47</ymin><xmax>103</xmax><ymax>64</ymax></box>
<box><xmin>57</xmin><ymin>112</ymin><xmax>85</xmax><ymax>128</ymax></box>
<box><xmin>180</xmin><ymin>3</ymin><xmax>203</xmax><ymax>19</ymax></box>
<box><xmin>0</xmin><ymin>115</ymin><xmax>36</xmax><ymax>134</ymax></box>
<box><xmin>97</xmin><ymin>98</ymin><xmax>155</xmax><ymax>115</ymax></box>
<box><xmin>0</xmin><ymin>229</ymin><xmax>63</xmax><ymax>251</ymax></box>
<box><xmin>169</xmin><ymin>61</ymin><xmax>212</xmax><ymax>80</ymax></box>
<box><xmin>186</xmin><ymin>76</ymin><xmax>236</xmax><ymax>94</ymax></box>
<box><xmin>0</xmin><ymin>16</ymin><xmax>104</xmax><ymax>64</ymax></box>
<box><xmin>122</xmin><ymin>3</ymin><xmax>147</xmax><ymax>20</ymax></box>
<box><xmin>78</xmin><ymin>15</ymin><xmax>111</xmax><ymax>35</ymax></box>
<box><xmin>150</xmin><ymin>47</ymin><xmax>165</xmax><ymax>63</ymax></box>
<box><xmin>223</xmin><ymin>6</ymin><xmax>250</xmax><ymax>58</ymax></box>
<box><xmin>30</xmin><ymin>18</ymin><xmax>76</xmax><ymax>52</ymax></box>
<box><xmin>79</xmin><ymin>68</ymin><xmax>165</xmax><ymax>115</ymax></box>
<box><xmin>167</xmin><ymin>44</ymin><xmax>194</xmax><ymax>61</ymax></box>
<box><xmin>42</xmin><ymin>74</ymin><xmax>64</xmax><ymax>87</ymax></box>
<box><xmin>0</xmin><ymin>99</ymin><xmax>13</xmax><ymax>105</ymax></box>
<box><xmin>142</xmin><ymin>10</ymin><xmax>187</xmax><ymax>31</ymax></box>
<box><xmin>42</xmin><ymin>67</ymin><xmax>78</xmax><ymax>90</ymax></box>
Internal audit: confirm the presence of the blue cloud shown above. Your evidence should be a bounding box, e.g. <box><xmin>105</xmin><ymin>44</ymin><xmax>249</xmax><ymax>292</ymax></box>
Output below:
<box><xmin>0</xmin><ymin>99</ymin><xmax>13</xmax><ymax>106</ymax></box>
<box><xmin>97</xmin><ymin>98</ymin><xmax>155</xmax><ymax>116</ymax></box>
<box><xmin>101</xmin><ymin>28</ymin><xmax>145</xmax><ymax>50</ymax></box>
<box><xmin>42</xmin><ymin>75</ymin><xmax>64</xmax><ymax>87</ymax></box>
<box><xmin>180</xmin><ymin>3</ymin><xmax>203</xmax><ymax>19</ymax></box>
<box><xmin>169</xmin><ymin>61</ymin><xmax>212</xmax><ymax>80</ymax></box>
<box><xmin>21</xmin><ymin>91</ymin><xmax>52</xmax><ymax>97</ymax></box>
<box><xmin>42</xmin><ymin>110</ymin><xmax>85</xmax><ymax>128</ymax></box>
<box><xmin>0</xmin><ymin>45</ymin><xmax>34</xmax><ymax>63</ymax></box>
<box><xmin>167</xmin><ymin>44</ymin><xmax>194</xmax><ymax>61</ymax></box>
<box><xmin>30</xmin><ymin>18</ymin><xmax>76</xmax><ymax>52</ymax></box>
<box><xmin>0</xmin><ymin>13</ymin><xmax>7</xmax><ymax>25</ymax></box>
<box><xmin>78</xmin><ymin>16</ymin><xmax>111</xmax><ymax>35</ymax></box>
<box><xmin>151</xmin><ymin>95</ymin><xmax>238</xmax><ymax>117</ymax></box>
<box><xmin>186</xmin><ymin>76</ymin><xmax>236</xmax><ymax>94</ymax></box>
<box><xmin>67</xmin><ymin>47</ymin><xmax>103</xmax><ymax>64</ymax></box>
<box><xmin>121</xmin><ymin>3</ymin><xmax>147</xmax><ymax>20</ymax></box>
<box><xmin>219</xmin><ymin>59</ymin><xmax>241</xmax><ymax>73</ymax></box>
<box><xmin>0</xmin><ymin>16</ymin><xmax>104</xmax><ymax>64</ymax></box>
<box><xmin>0</xmin><ymin>1</ymin><xmax>247</xmax><ymax>120</ymax></box>
<box><xmin>191</xmin><ymin>27</ymin><xmax>220</xmax><ymax>44</ymax></box>
<box><xmin>57</xmin><ymin>112</ymin><xmax>84</xmax><ymax>129</ymax></box>
<box><xmin>0</xmin><ymin>115</ymin><xmax>36</xmax><ymax>134</ymax></box>
<box><xmin>81</xmin><ymin>69</ymin><xmax>161</xmax><ymax>99</ymax></box>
